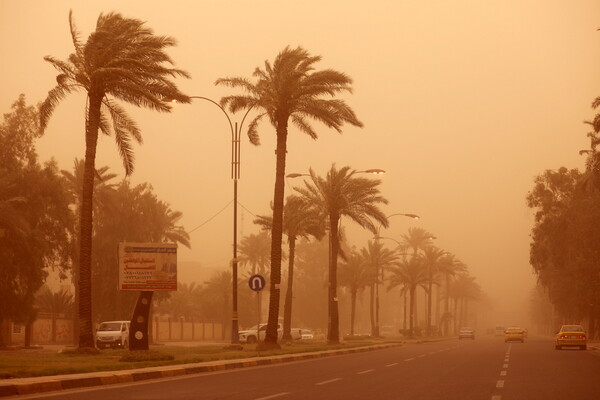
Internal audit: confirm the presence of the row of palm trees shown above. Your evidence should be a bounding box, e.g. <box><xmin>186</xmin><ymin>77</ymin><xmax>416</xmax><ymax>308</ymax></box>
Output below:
<box><xmin>38</xmin><ymin>11</ymin><xmax>481</xmax><ymax>348</ymax></box>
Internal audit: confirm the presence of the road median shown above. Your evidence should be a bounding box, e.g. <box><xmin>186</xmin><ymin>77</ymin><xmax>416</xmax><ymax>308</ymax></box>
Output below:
<box><xmin>0</xmin><ymin>342</ymin><xmax>401</xmax><ymax>397</ymax></box>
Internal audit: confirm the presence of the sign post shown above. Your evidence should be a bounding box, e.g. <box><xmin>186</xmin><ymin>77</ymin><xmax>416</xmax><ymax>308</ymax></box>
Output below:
<box><xmin>118</xmin><ymin>243</ymin><xmax>177</xmax><ymax>350</ymax></box>
<box><xmin>248</xmin><ymin>274</ymin><xmax>265</xmax><ymax>342</ymax></box>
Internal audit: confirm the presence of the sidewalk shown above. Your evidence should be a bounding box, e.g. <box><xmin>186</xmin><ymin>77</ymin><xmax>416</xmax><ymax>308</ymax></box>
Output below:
<box><xmin>0</xmin><ymin>343</ymin><xmax>400</xmax><ymax>397</ymax></box>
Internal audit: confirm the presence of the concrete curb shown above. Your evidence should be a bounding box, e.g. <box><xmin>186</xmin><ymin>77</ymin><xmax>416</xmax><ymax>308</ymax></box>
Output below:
<box><xmin>0</xmin><ymin>343</ymin><xmax>401</xmax><ymax>397</ymax></box>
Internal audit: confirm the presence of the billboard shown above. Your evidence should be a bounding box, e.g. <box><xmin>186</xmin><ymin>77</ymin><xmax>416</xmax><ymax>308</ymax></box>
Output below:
<box><xmin>118</xmin><ymin>243</ymin><xmax>177</xmax><ymax>291</ymax></box>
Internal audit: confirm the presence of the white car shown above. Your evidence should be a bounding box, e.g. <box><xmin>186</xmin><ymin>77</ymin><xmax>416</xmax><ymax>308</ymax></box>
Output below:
<box><xmin>95</xmin><ymin>320</ymin><xmax>130</xmax><ymax>349</ymax></box>
<box><xmin>239</xmin><ymin>323</ymin><xmax>302</xmax><ymax>343</ymax></box>
<box><xmin>300</xmin><ymin>329</ymin><xmax>314</xmax><ymax>340</ymax></box>
<box><xmin>459</xmin><ymin>327</ymin><xmax>475</xmax><ymax>340</ymax></box>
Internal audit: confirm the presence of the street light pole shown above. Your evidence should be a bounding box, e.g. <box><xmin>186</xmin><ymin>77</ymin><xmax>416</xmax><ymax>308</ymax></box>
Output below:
<box><xmin>174</xmin><ymin>96</ymin><xmax>251</xmax><ymax>348</ymax></box>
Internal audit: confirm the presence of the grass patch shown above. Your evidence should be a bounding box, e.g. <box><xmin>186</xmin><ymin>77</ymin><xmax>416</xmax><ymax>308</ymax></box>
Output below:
<box><xmin>0</xmin><ymin>339</ymin><xmax>387</xmax><ymax>379</ymax></box>
<box><xmin>119</xmin><ymin>350</ymin><xmax>174</xmax><ymax>362</ymax></box>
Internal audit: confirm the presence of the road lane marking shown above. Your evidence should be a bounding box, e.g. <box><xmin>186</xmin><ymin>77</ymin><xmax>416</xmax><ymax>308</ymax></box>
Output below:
<box><xmin>357</xmin><ymin>369</ymin><xmax>374</xmax><ymax>374</ymax></box>
<box><xmin>316</xmin><ymin>378</ymin><xmax>342</xmax><ymax>386</ymax></box>
<box><xmin>254</xmin><ymin>393</ymin><xmax>290</xmax><ymax>400</ymax></box>
<box><xmin>503</xmin><ymin>364</ymin><xmax>508</xmax><ymax>368</ymax></box>
<box><xmin>404</xmin><ymin>357</ymin><xmax>415</xmax><ymax>361</ymax></box>
<box><xmin>491</xmin><ymin>395</ymin><xmax>502</xmax><ymax>400</ymax></box>
<box><xmin>429</xmin><ymin>352</ymin><xmax>437</xmax><ymax>355</ymax></box>
<box><xmin>500</xmin><ymin>371</ymin><xmax>507</xmax><ymax>376</ymax></box>
<box><xmin>418</xmin><ymin>354</ymin><xmax>426</xmax><ymax>358</ymax></box>
<box><xmin>386</xmin><ymin>363</ymin><xmax>398</xmax><ymax>367</ymax></box>
<box><xmin>496</xmin><ymin>380</ymin><xmax>505</xmax><ymax>388</ymax></box>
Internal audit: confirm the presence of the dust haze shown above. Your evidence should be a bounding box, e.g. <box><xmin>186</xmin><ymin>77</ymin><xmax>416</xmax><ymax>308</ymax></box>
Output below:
<box><xmin>2</xmin><ymin>0</ymin><xmax>599</xmax><ymax>335</ymax></box>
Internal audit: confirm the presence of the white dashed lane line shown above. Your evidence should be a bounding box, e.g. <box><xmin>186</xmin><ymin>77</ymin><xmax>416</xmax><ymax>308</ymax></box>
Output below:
<box><xmin>315</xmin><ymin>378</ymin><xmax>342</xmax><ymax>386</ymax></box>
<box><xmin>254</xmin><ymin>393</ymin><xmax>290</xmax><ymax>400</ymax></box>
<box><xmin>357</xmin><ymin>369</ymin><xmax>374</xmax><ymax>375</ymax></box>
<box><xmin>496</xmin><ymin>380</ymin><xmax>505</xmax><ymax>388</ymax></box>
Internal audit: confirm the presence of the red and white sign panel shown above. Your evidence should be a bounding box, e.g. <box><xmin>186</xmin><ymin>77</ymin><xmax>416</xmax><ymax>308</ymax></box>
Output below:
<box><xmin>118</xmin><ymin>243</ymin><xmax>177</xmax><ymax>291</ymax></box>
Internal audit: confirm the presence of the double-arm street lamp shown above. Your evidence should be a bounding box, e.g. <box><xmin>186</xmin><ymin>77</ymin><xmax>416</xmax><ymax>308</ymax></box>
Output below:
<box><xmin>170</xmin><ymin>96</ymin><xmax>252</xmax><ymax>348</ymax></box>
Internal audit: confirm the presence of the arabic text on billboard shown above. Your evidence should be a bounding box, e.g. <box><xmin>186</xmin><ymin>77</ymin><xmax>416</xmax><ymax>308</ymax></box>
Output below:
<box><xmin>118</xmin><ymin>243</ymin><xmax>177</xmax><ymax>291</ymax></box>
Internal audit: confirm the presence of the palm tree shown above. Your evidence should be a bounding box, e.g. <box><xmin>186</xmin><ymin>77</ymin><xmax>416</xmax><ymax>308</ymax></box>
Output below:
<box><xmin>388</xmin><ymin>256</ymin><xmax>429</xmax><ymax>338</ymax></box>
<box><xmin>451</xmin><ymin>274</ymin><xmax>481</xmax><ymax>329</ymax></box>
<box><xmin>203</xmin><ymin>271</ymin><xmax>233</xmax><ymax>340</ymax></box>
<box><xmin>361</xmin><ymin>240</ymin><xmax>398</xmax><ymax>336</ymax></box>
<box><xmin>294</xmin><ymin>165</ymin><xmax>388</xmax><ymax>344</ymax></box>
<box><xmin>40</xmin><ymin>11</ymin><xmax>189</xmax><ymax>348</ymax></box>
<box><xmin>339</xmin><ymin>249</ymin><xmax>375</xmax><ymax>336</ymax></box>
<box><xmin>238</xmin><ymin>231</ymin><xmax>271</xmax><ymax>325</ymax></box>
<box><xmin>421</xmin><ymin>246</ymin><xmax>446</xmax><ymax>336</ymax></box>
<box><xmin>216</xmin><ymin>46</ymin><xmax>362</xmax><ymax>347</ymax></box>
<box><xmin>438</xmin><ymin>253</ymin><xmax>466</xmax><ymax>336</ymax></box>
<box><xmin>35</xmin><ymin>286</ymin><xmax>74</xmax><ymax>342</ymax></box>
<box><xmin>400</xmin><ymin>227</ymin><xmax>435</xmax><ymax>327</ymax></box>
<box><xmin>61</xmin><ymin>159</ymin><xmax>116</xmax><ymax>342</ymax></box>
<box><xmin>255</xmin><ymin>195</ymin><xmax>325</xmax><ymax>340</ymax></box>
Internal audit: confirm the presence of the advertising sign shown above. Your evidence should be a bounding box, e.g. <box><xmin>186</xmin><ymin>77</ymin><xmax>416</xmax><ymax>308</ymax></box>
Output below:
<box><xmin>118</xmin><ymin>243</ymin><xmax>177</xmax><ymax>291</ymax></box>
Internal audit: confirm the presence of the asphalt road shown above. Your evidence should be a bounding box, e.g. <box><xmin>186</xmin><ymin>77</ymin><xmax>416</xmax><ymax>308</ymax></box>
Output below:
<box><xmin>15</xmin><ymin>336</ymin><xmax>600</xmax><ymax>400</ymax></box>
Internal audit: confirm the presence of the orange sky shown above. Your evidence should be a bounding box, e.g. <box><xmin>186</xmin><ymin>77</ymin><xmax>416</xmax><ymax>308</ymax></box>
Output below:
<box><xmin>2</xmin><ymin>0</ymin><xmax>600</xmax><ymax>325</ymax></box>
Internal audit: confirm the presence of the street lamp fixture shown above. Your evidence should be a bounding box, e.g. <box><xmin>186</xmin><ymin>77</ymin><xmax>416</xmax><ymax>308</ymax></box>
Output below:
<box><xmin>170</xmin><ymin>95</ymin><xmax>252</xmax><ymax>349</ymax></box>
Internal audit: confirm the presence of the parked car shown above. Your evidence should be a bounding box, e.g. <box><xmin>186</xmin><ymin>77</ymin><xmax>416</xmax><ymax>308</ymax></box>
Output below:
<box><xmin>458</xmin><ymin>327</ymin><xmax>475</xmax><ymax>340</ymax></box>
<box><xmin>95</xmin><ymin>320</ymin><xmax>130</xmax><ymax>349</ymax></box>
<box><xmin>300</xmin><ymin>329</ymin><xmax>314</xmax><ymax>340</ymax></box>
<box><xmin>238</xmin><ymin>323</ymin><xmax>302</xmax><ymax>343</ymax></box>
<box><xmin>555</xmin><ymin>324</ymin><xmax>587</xmax><ymax>350</ymax></box>
<box><xmin>504</xmin><ymin>326</ymin><xmax>525</xmax><ymax>343</ymax></box>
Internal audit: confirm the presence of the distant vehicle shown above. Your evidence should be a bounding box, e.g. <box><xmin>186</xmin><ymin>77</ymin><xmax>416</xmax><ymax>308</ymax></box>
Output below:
<box><xmin>238</xmin><ymin>323</ymin><xmax>302</xmax><ymax>344</ymax></box>
<box><xmin>95</xmin><ymin>320</ymin><xmax>130</xmax><ymax>349</ymax></box>
<box><xmin>458</xmin><ymin>327</ymin><xmax>475</xmax><ymax>340</ymax></box>
<box><xmin>300</xmin><ymin>329</ymin><xmax>314</xmax><ymax>340</ymax></box>
<box><xmin>555</xmin><ymin>324</ymin><xmax>586</xmax><ymax>350</ymax></box>
<box><xmin>494</xmin><ymin>326</ymin><xmax>505</xmax><ymax>336</ymax></box>
<box><xmin>504</xmin><ymin>327</ymin><xmax>525</xmax><ymax>343</ymax></box>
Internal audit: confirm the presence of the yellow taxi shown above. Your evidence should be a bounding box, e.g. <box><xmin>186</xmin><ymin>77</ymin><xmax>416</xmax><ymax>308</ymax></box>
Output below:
<box><xmin>504</xmin><ymin>326</ymin><xmax>525</xmax><ymax>343</ymax></box>
<box><xmin>555</xmin><ymin>324</ymin><xmax>587</xmax><ymax>350</ymax></box>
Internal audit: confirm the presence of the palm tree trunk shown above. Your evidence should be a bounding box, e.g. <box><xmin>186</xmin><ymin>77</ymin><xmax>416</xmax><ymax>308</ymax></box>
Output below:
<box><xmin>263</xmin><ymin>124</ymin><xmax>288</xmax><ymax>348</ymax></box>
<box><xmin>403</xmin><ymin>290</ymin><xmax>407</xmax><ymax>330</ymax></box>
<box><xmin>350</xmin><ymin>288</ymin><xmax>357</xmax><ymax>336</ymax></box>
<box><xmin>328</xmin><ymin>214</ymin><xmax>340</xmax><ymax>344</ymax></box>
<box><xmin>453</xmin><ymin>297</ymin><xmax>459</xmax><ymax>334</ymax></box>
<box><xmin>427</xmin><ymin>273</ymin><xmax>432</xmax><ymax>336</ymax></box>
<box><xmin>369</xmin><ymin>284</ymin><xmax>375</xmax><ymax>336</ymax></box>
<box><xmin>444</xmin><ymin>274</ymin><xmax>450</xmax><ymax>336</ymax></box>
<box><xmin>282</xmin><ymin>238</ymin><xmax>296</xmax><ymax>341</ymax></box>
<box><xmin>78</xmin><ymin>91</ymin><xmax>102</xmax><ymax>349</ymax></box>
<box><xmin>409</xmin><ymin>286</ymin><xmax>416</xmax><ymax>338</ymax></box>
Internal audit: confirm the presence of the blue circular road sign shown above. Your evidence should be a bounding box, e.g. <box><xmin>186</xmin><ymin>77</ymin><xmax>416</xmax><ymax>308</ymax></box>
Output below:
<box><xmin>248</xmin><ymin>274</ymin><xmax>266</xmax><ymax>292</ymax></box>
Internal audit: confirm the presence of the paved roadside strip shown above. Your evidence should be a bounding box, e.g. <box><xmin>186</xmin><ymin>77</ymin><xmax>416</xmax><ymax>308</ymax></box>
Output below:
<box><xmin>0</xmin><ymin>343</ymin><xmax>401</xmax><ymax>397</ymax></box>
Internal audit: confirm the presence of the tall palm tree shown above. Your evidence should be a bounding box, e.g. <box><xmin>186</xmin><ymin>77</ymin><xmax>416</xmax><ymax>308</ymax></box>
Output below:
<box><xmin>451</xmin><ymin>274</ymin><xmax>481</xmax><ymax>329</ymax></box>
<box><xmin>294</xmin><ymin>165</ymin><xmax>388</xmax><ymax>344</ymax></box>
<box><xmin>216</xmin><ymin>46</ymin><xmax>362</xmax><ymax>347</ymax></box>
<box><xmin>438</xmin><ymin>253</ymin><xmax>466</xmax><ymax>335</ymax></box>
<box><xmin>40</xmin><ymin>11</ymin><xmax>189</xmax><ymax>348</ymax></box>
<box><xmin>361</xmin><ymin>240</ymin><xmax>398</xmax><ymax>336</ymax></box>
<box><xmin>400</xmin><ymin>227</ymin><xmax>434</xmax><ymax>327</ymax></box>
<box><xmin>421</xmin><ymin>246</ymin><xmax>446</xmax><ymax>336</ymax></box>
<box><xmin>388</xmin><ymin>256</ymin><xmax>428</xmax><ymax>338</ymax></box>
<box><xmin>339</xmin><ymin>249</ymin><xmax>375</xmax><ymax>336</ymax></box>
<box><xmin>255</xmin><ymin>195</ymin><xmax>325</xmax><ymax>340</ymax></box>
